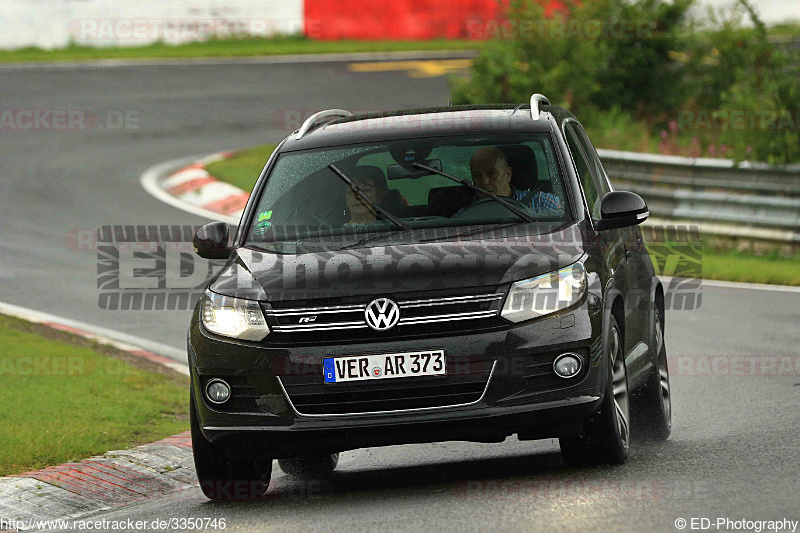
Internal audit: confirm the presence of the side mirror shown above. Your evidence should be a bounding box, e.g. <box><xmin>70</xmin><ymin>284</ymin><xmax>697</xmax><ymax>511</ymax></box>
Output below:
<box><xmin>193</xmin><ymin>222</ymin><xmax>231</xmax><ymax>259</ymax></box>
<box><xmin>594</xmin><ymin>191</ymin><xmax>649</xmax><ymax>231</ymax></box>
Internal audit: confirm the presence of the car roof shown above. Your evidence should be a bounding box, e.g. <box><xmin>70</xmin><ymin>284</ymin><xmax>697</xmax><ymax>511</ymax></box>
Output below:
<box><xmin>279</xmin><ymin>104</ymin><xmax>576</xmax><ymax>152</ymax></box>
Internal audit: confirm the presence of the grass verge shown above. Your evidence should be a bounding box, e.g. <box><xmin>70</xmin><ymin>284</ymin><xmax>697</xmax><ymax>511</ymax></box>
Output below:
<box><xmin>690</xmin><ymin>248</ymin><xmax>800</xmax><ymax>286</ymax></box>
<box><xmin>205</xmin><ymin>145</ymin><xmax>800</xmax><ymax>286</ymax></box>
<box><xmin>0</xmin><ymin>36</ymin><xmax>477</xmax><ymax>63</ymax></box>
<box><xmin>0</xmin><ymin>314</ymin><xmax>188</xmax><ymax>476</ymax></box>
<box><xmin>205</xmin><ymin>144</ymin><xmax>277</xmax><ymax>192</ymax></box>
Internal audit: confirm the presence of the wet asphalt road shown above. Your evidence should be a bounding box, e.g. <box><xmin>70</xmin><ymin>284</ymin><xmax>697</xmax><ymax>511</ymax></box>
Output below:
<box><xmin>1</xmin><ymin>57</ymin><xmax>799</xmax><ymax>532</ymax></box>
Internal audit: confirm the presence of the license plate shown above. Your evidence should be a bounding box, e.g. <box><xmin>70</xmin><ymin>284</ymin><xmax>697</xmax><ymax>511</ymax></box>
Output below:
<box><xmin>323</xmin><ymin>350</ymin><xmax>445</xmax><ymax>383</ymax></box>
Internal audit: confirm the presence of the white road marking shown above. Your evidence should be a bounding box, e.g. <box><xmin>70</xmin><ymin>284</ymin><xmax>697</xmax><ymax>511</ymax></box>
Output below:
<box><xmin>661</xmin><ymin>276</ymin><xmax>800</xmax><ymax>293</ymax></box>
<box><xmin>0</xmin><ymin>300</ymin><xmax>190</xmax><ymax>375</ymax></box>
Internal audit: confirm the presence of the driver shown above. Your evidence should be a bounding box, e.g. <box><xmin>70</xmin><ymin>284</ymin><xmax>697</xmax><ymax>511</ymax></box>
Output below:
<box><xmin>455</xmin><ymin>146</ymin><xmax>561</xmax><ymax>217</ymax></box>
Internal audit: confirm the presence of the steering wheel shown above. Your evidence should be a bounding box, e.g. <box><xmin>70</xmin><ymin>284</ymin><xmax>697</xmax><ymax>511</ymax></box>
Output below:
<box><xmin>452</xmin><ymin>196</ymin><xmax>532</xmax><ymax>219</ymax></box>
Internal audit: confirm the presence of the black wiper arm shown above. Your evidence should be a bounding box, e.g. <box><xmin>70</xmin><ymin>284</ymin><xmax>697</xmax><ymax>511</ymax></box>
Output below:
<box><xmin>328</xmin><ymin>164</ymin><xmax>407</xmax><ymax>230</ymax></box>
<box><xmin>411</xmin><ymin>162</ymin><xmax>536</xmax><ymax>223</ymax></box>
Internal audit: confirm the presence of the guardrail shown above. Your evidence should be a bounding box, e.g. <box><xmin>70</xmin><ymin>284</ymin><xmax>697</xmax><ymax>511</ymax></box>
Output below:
<box><xmin>597</xmin><ymin>149</ymin><xmax>800</xmax><ymax>248</ymax></box>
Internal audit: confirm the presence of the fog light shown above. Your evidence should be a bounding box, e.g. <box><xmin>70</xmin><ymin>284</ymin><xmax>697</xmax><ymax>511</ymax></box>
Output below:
<box><xmin>205</xmin><ymin>379</ymin><xmax>231</xmax><ymax>404</ymax></box>
<box><xmin>553</xmin><ymin>353</ymin><xmax>582</xmax><ymax>379</ymax></box>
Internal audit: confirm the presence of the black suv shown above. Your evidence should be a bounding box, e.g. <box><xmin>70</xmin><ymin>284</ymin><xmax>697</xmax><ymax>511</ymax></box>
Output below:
<box><xmin>188</xmin><ymin>95</ymin><xmax>672</xmax><ymax>500</ymax></box>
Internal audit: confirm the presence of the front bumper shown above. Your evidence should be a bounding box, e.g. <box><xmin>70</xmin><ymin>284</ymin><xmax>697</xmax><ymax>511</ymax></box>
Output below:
<box><xmin>188</xmin><ymin>299</ymin><xmax>606</xmax><ymax>455</ymax></box>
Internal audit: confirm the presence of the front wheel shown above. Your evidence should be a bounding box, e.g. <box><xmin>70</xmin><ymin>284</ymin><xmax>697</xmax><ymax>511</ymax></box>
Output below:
<box><xmin>191</xmin><ymin>395</ymin><xmax>272</xmax><ymax>500</ymax></box>
<box><xmin>560</xmin><ymin>315</ymin><xmax>630</xmax><ymax>465</ymax></box>
<box><xmin>631</xmin><ymin>307</ymin><xmax>672</xmax><ymax>441</ymax></box>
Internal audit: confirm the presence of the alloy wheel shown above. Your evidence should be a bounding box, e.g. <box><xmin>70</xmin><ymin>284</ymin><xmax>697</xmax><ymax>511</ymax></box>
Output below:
<box><xmin>610</xmin><ymin>325</ymin><xmax>630</xmax><ymax>450</ymax></box>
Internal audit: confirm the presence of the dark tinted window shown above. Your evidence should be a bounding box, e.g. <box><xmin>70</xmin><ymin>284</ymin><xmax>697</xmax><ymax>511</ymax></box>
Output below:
<box><xmin>565</xmin><ymin>123</ymin><xmax>602</xmax><ymax>219</ymax></box>
<box><xmin>576</xmin><ymin>125</ymin><xmax>612</xmax><ymax>194</ymax></box>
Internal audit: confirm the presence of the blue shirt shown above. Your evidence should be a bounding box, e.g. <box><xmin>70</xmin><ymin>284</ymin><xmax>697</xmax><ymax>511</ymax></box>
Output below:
<box><xmin>453</xmin><ymin>188</ymin><xmax>562</xmax><ymax>217</ymax></box>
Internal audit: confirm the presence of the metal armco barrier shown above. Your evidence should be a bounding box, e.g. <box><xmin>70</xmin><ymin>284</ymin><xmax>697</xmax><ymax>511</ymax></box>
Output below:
<box><xmin>597</xmin><ymin>149</ymin><xmax>800</xmax><ymax>246</ymax></box>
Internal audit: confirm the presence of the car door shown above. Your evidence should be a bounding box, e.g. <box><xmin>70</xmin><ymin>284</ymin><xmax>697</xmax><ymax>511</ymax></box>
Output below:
<box><xmin>572</xmin><ymin>123</ymin><xmax>653</xmax><ymax>383</ymax></box>
<box><xmin>563</xmin><ymin>121</ymin><xmax>633</xmax><ymax>346</ymax></box>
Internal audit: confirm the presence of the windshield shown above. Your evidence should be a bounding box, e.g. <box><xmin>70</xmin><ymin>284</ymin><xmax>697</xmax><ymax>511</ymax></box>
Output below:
<box><xmin>246</xmin><ymin>133</ymin><xmax>570</xmax><ymax>244</ymax></box>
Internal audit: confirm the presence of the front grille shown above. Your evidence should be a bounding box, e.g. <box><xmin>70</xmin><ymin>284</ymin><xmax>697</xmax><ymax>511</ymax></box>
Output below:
<box><xmin>280</xmin><ymin>359</ymin><xmax>495</xmax><ymax>415</ymax></box>
<box><xmin>262</xmin><ymin>287</ymin><xmax>506</xmax><ymax>344</ymax></box>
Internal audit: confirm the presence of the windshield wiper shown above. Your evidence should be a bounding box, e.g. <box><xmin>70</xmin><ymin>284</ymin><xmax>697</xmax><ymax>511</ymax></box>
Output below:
<box><xmin>411</xmin><ymin>162</ymin><xmax>536</xmax><ymax>223</ymax></box>
<box><xmin>328</xmin><ymin>164</ymin><xmax>407</xmax><ymax>230</ymax></box>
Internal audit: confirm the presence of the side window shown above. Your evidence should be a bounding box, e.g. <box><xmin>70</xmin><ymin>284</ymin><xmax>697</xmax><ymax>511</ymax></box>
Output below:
<box><xmin>576</xmin><ymin>125</ymin><xmax>613</xmax><ymax>193</ymax></box>
<box><xmin>565</xmin><ymin>123</ymin><xmax>603</xmax><ymax>219</ymax></box>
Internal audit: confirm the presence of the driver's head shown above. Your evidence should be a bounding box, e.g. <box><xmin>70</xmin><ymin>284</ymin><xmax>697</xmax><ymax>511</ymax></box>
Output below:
<box><xmin>345</xmin><ymin>166</ymin><xmax>388</xmax><ymax>221</ymax></box>
<box><xmin>470</xmin><ymin>147</ymin><xmax>512</xmax><ymax>197</ymax></box>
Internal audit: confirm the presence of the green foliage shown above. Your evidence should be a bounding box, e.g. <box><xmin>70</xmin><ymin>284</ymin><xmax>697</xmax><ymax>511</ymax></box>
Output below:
<box><xmin>451</xmin><ymin>0</ymin><xmax>800</xmax><ymax>164</ymax></box>
<box><xmin>451</xmin><ymin>0</ymin><xmax>694</xmax><ymax>121</ymax></box>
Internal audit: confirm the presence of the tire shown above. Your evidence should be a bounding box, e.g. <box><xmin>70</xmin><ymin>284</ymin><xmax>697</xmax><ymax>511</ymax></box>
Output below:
<box><xmin>559</xmin><ymin>314</ymin><xmax>630</xmax><ymax>465</ymax></box>
<box><xmin>279</xmin><ymin>453</ymin><xmax>340</xmax><ymax>480</ymax></box>
<box><xmin>631</xmin><ymin>307</ymin><xmax>672</xmax><ymax>441</ymax></box>
<box><xmin>190</xmin><ymin>394</ymin><xmax>272</xmax><ymax>500</ymax></box>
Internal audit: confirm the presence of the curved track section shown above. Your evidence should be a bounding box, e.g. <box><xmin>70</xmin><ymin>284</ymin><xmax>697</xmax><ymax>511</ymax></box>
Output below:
<box><xmin>2</xmin><ymin>58</ymin><xmax>799</xmax><ymax>532</ymax></box>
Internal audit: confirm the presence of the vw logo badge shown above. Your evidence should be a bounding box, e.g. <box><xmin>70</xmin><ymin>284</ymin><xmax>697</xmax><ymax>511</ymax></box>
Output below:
<box><xmin>364</xmin><ymin>298</ymin><xmax>400</xmax><ymax>331</ymax></box>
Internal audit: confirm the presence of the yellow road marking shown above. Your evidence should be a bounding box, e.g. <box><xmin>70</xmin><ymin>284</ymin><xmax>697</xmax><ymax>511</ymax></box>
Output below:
<box><xmin>348</xmin><ymin>59</ymin><xmax>472</xmax><ymax>78</ymax></box>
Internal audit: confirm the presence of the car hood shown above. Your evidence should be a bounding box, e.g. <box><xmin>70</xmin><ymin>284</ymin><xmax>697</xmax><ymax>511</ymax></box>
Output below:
<box><xmin>210</xmin><ymin>223</ymin><xmax>591</xmax><ymax>301</ymax></box>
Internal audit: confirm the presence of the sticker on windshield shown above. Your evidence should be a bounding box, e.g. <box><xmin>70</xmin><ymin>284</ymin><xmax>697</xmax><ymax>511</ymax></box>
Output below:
<box><xmin>253</xmin><ymin>221</ymin><xmax>272</xmax><ymax>235</ymax></box>
<box><xmin>257</xmin><ymin>210</ymin><xmax>273</xmax><ymax>222</ymax></box>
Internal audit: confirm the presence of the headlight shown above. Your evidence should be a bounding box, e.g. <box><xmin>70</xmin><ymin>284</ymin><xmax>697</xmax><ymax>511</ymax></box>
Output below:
<box><xmin>501</xmin><ymin>262</ymin><xmax>586</xmax><ymax>323</ymax></box>
<box><xmin>201</xmin><ymin>290</ymin><xmax>270</xmax><ymax>341</ymax></box>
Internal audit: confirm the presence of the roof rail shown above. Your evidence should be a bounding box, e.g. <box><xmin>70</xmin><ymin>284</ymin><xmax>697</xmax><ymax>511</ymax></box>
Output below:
<box><xmin>294</xmin><ymin>109</ymin><xmax>353</xmax><ymax>140</ymax></box>
<box><xmin>530</xmin><ymin>94</ymin><xmax>550</xmax><ymax>120</ymax></box>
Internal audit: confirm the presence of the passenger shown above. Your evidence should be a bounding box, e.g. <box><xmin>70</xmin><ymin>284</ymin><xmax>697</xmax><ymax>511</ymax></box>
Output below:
<box><xmin>455</xmin><ymin>146</ymin><xmax>561</xmax><ymax>216</ymax></box>
<box><xmin>344</xmin><ymin>167</ymin><xmax>389</xmax><ymax>225</ymax></box>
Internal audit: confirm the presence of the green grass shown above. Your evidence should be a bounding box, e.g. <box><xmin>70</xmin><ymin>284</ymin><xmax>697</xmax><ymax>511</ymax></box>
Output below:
<box><xmin>0</xmin><ymin>36</ymin><xmax>477</xmax><ymax>63</ymax></box>
<box><xmin>691</xmin><ymin>248</ymin><xmax>800</xmax><ymax>286</ymax></box>
<box><xmin>206</xmin><ymin>144</ymin><xmax>277</xmax><ymax>192</ymax></box>
<box><xmin>0</xmin><ymin>314</ymin><xmax>188</xmax><ymax>476</ymax></box>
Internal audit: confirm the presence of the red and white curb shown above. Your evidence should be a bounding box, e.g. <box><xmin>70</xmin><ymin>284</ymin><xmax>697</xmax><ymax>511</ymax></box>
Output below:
<box><xmin>140</xmin><ymin>152</ymin><xmax>249</xmax><ymax>226</ymax></box>
<box><xmin>0</xmin><ymin>302</ymin><xmax>195</xmax><ymax>530</ymax></box>
<box><xmin>0</xmin><ymin>432</ymin><xmax>196</xmax><ymax>530</ymax></box>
